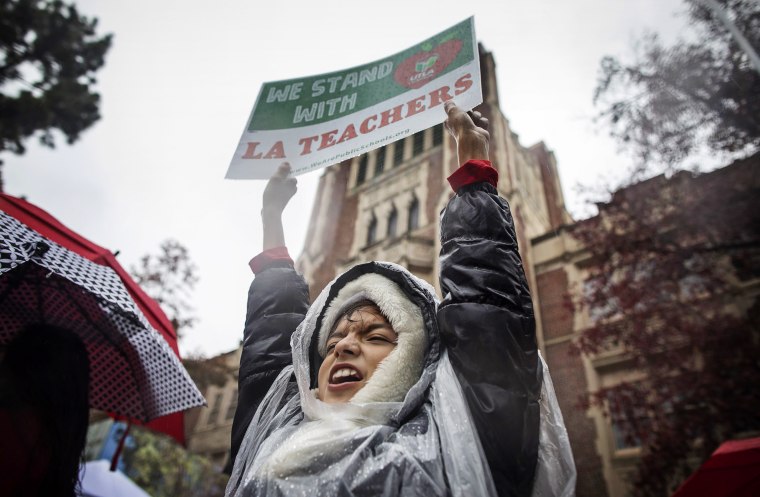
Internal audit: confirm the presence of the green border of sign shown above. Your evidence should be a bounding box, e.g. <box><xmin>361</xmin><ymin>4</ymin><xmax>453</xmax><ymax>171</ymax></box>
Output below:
<box><xmin>248</xmin><ymin>18</ymin><xmax>475</xmax><ymax>131</ymax></box>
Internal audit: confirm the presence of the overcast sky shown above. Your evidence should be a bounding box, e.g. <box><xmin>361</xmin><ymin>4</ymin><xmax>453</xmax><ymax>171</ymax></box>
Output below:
<box><xmin>4</xmin><ymin>0</ymin><xmax>692</xmax><ymax>357</ymax></box>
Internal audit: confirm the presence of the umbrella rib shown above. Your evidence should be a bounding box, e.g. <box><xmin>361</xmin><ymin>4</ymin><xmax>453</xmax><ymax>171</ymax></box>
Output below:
<box><xmin>2</xmin><ymin>263</ymin><xmax>141</xmax><ymax>361</ymax></box>
<box><xmin>55</xmin><ymin>278</ymin><xmax>133</xmax><ymax>356</ymax></box>
<box><xmin>54</xmin><ymin>278</ymin><xmax>157</xmax><ymax>421</ymax></box>
<box><xmin>1</xmin><ymin>265</ymin><xmax>144</xmax><ymax>419</ymax></box>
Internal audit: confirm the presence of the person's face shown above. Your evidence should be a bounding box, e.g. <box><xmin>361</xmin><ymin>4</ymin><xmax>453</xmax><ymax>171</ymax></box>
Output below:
<box><xmin>317</xmin><ymin>304</ymin><xmax>398</xmax><ymax>404</ymax></box>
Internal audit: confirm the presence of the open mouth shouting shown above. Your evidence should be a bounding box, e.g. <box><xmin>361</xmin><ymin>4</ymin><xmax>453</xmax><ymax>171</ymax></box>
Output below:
<box><xmin>328</xmin><ymin>363</ymin><xmax>364</xmax><ymax>391</ymax></box>
<box><xmin>317</xmin><ymin>302</ymin><xmax>398</xmax><ymax>403</ymax></box>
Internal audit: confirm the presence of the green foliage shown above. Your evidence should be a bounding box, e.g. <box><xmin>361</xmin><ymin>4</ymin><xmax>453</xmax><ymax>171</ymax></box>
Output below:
<box><xmin>0</xmin><ymin>0</ymin><xmax>112</xmax><ymax>161</ymax></box>
<box><xmin>594</xmin><ymin>0</ymin><xmax>759</xmax><ymax>175</ymax></box>
<box><xmin>123</xmin><ymin>427</ymin><xmax>227</xmax><ymax>497</ymax></box>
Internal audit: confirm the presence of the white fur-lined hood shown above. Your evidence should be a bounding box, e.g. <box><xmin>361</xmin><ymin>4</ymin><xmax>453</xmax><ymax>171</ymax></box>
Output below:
<box><xmin>316</xmin><ymin>272</ymin><xmax>427</xmax><ymax>404</ymax></box>
<box><xmin>299</xmin><ymin>262</ymin><xmax>441</xmax><ymax>410</ymax></box>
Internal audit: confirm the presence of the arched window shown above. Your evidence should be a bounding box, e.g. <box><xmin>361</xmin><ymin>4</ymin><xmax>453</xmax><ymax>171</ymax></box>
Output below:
<box><xmin>432</xmin><ymin>124</ymin><xmax>444</xmax><ymax>146</ymax></box>
<box><xmin>374</xmin><ymin>148</ymin><xmax>386</xmax><ymax>177</ymax></box>
<box><xmin>393</xmin><ymin>139</ymin><xmax>405</xmax><ymax>166</ymax></box>
<box><xmin>387</xmin><ymin>206</ymin><xmax>398</xmax><ymax>239</ymax></box>
<box><xmin>356</xmin><ymin>155</ymin><xmax>368</xmax><ymax>185</ymax></box>
<box><xmin>412</xmin><ymin>131</ymin><xmax>425</xmax><ymax>156</ymax></box>
<box><xmin>407</xmin><ymin>197</ymin><xmax>419</xmax><ymax>232</ymax></box>
<box><xmin>366</xmin><ymin>216</ymin><xmax>378</xmax><ymax>246</ymax></box>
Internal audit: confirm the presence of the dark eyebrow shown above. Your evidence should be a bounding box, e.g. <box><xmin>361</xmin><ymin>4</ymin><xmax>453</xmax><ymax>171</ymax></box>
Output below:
<box><xmin>326</xmin><ymin>329</ymin><xmax>346</xmax><ymax>342</ymax></box>
<box><xmin>364</xmin><ymin>323</ymin><xmax>395</xmax><ymax>335</ymax></box>
<box><xmin>326</xmin><ymin>322</ymin><xmax>395</xmax><ymax>342</ymax></box>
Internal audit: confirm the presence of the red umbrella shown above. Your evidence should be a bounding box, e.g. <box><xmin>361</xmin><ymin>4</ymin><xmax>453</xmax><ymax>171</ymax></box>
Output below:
<box><xmin>671</xmin><ymin>437</ymin><xmax>760</xmax><ymax>497</ymax></box>
<box><xmin>0</xmin><ymin>192</ymin><xmax>193</xmax><ymax>445</ymax></box>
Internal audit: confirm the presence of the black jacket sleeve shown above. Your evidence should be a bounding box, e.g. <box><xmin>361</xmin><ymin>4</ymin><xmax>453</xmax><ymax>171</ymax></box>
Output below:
<box><xmin>437</xmin><ymin>182</ymin><xmax>542</xmax><ymax>497</ymax></box>
<box><xmin>227</xmin><ymin>262</ymin><xmax>309</xmax><ymax>471</ymax></box>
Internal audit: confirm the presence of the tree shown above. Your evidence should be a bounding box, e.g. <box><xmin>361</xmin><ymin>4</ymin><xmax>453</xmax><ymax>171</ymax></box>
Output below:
<box><xmin>130</xmin><ymin>239</ymin><xmax>199</xmax><ymax>338</ymax></box>
<box><xmin>121</xmin><ymin>426</ymin><xmax>227</xmax><ymax>497</ymax></box>
<box><xmin>127</xmin><ymin>242</ymin><xmax>233</xmax><ymax>492</ymax></box>
<box><xmin>130</xmin><ymin>238</ymin><xmax>231</xmax><ymax>396</ymax></box>
<box><xmin>587</xmin><ymin>6</ymin><xmax>760</xmax><ymax>491</ymax></box>
<box><xmin>130</xmin><ymin>240</ymin><xmax>231</xmax><ymax>391</ymax></box>
<box><xmin>570</xmin><ymin>155</ymin><xmax>760</xmax><ymax>496</ymax></box>
<box><xmin>0</xmin><ymin>0</ymin><xmax>112</xmax><ymax>187</ymax></box>
<box><xmin>594</xmin><ymin>0</ymin><xmax>760</xmax><ymax>177</ymax></box>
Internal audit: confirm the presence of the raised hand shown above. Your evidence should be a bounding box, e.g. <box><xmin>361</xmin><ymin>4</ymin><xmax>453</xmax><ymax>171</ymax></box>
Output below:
<box><xmin>444</xmin><ymin>101</ymin><xmax>490</xmax><ymax>165</ymax></box>
<box><xmin>262</xmin><ymin>162</ymin><xmax>297</xmax><ymax>250</ymax></box>
<box><xmin>263</xmin><ymin>162</ymin><xmax>297</xmax><ymax>217</ymax></box>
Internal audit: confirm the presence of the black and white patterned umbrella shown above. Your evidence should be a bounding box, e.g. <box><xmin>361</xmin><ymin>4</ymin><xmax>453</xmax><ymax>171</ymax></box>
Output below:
<box><xmin>0</xmin><ymin>212</ymin><xmax>205</xmax><ymax>422</ymax></box>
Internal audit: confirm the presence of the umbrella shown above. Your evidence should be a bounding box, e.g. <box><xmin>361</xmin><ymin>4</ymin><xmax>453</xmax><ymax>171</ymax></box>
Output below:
<box><xmin>78</xmin><ymin>459</ymin><xmax>151</xmax><ymax>497</ymax></box>
<box><xmin>0</xmin><ymin>200</ymin><xmax>205</xmax><ymax>426</ymax></box>
<box><xmin>0</xmin><ymin>193</ymin><xmax>199</xmax><ymax>445</ymax></box>
<box><xmin>671</xmin><ymin>437</ymin><xmax>760</xmax><ymax>497</ymax></box>
<box><xmin>0</xmin><ymin>194</ymin><xmax>178</xmax><ymax>350</ymax></box>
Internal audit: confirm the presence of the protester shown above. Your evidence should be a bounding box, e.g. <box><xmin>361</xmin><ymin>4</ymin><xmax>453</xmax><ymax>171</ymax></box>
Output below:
<box><xmin>226</xmin><ymin>101</ymin><xmax>575</xmax><ymax>497</ymax></box>
<box><xmin>0</xmin><ymin>324</ymin><xmax>91</xmax><ymax>497</ymax></box>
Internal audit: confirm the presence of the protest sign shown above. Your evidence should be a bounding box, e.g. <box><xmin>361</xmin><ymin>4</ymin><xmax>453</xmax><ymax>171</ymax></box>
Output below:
<box><xmin>226</xmin><ymin>17</ymin><xmax>481</xmax><ymax>179</ymax></box>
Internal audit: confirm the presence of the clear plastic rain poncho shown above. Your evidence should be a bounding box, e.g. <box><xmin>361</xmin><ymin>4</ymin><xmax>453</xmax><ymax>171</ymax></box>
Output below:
<box><xmin>226</xmin><ymin>262</ymin><xmax>575</xmax><ymax>497</ymax></box>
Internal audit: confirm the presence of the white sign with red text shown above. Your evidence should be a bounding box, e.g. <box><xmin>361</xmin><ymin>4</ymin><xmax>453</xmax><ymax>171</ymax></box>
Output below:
<box><xmin>226</xmin><ymin>18</ymin><xmax>481</xmax><ymax>179</ymax></box>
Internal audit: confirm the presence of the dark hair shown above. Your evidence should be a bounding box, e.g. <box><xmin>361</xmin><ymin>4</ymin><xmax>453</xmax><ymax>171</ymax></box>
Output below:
<box><xmin>2</xmin><ymin>324</ymin><xmax>90</xmax><ymax>497</ymax></box>
<box><xmin>328</xmin><ymin>298</ymin><xmax>384</xmax><ymax>334</ymax></box>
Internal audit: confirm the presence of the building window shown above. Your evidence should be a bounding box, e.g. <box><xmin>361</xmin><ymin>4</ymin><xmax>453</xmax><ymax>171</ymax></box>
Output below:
<box><xmin>367</xmin><ymin>216</ymin><xmax>378</xmax><ymax>246</ymax></box>
<box><xmin>356</xmin><ymin>155</ymin><xmax>368</xmax><ymax>185</ymax></box>
<box><xmin>412</xmin><ymin>131</ymin><xmax>425</xmax><ymax>156</ymax></box>
<box><xmin>374</xmin><ymin>148</ymin><xmax>386</xmax><ymax>177</ymax></box>
<box><xmin>207</xmin><ymin>392</ymin><xmax>223</xmax><ymax>425</ymax></box>
<box><xmin>393</xmin><ymin>139</ymin><xmax>405</xmax><ymax>166</ymax></box>
<box><xmin>432</xmin><ymin>124</ymin><xmax>444</xmax><ymax>146</ymax></box>
<box><xmin>387</xmin><ymin>206</ymin><xmax>398</xmax><ymax>239</ymax></box>
<box><xmin>609</xmin><ymin>396</ymin><xmax>648</xmax><ymax>450</ymax></box>
<box><xmin>407</xmin><ymin>197</ymin><xmax>419</xmax><ymax>232</ymax></box>
<box><xmin>225</xmin><ymin>389</ymin><xmax>238</xmax><ymax>420</ymax></box>
<box><xmin>611</xmin><ymin>416</ymin><xmax>643</xmax><ymax>450</ymax></box>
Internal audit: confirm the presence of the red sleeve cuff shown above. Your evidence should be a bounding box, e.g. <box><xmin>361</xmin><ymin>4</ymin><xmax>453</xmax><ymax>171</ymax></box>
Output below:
<box><xmin>447</xmin><ymin>160</ymin><xmax>498</xmax><ymax>192</ymax></box>
<box><xmin>249</xmin><ymin>246</ymin><xmax>293</xmax><ymax>274</ymax></box>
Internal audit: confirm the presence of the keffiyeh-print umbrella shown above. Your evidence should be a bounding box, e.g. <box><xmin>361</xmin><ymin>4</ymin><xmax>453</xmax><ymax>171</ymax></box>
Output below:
<box><xmin>0</xmin><ymin>210</ymin><xmax>205</xmax><ymax>422</ymax></box>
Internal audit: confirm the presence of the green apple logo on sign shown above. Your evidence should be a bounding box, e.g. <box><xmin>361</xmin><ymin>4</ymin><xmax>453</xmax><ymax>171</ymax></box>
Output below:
<box><xmin>415</xmin><ymin>55</ymin><xmax>439</xmax><ymax>72</ymax></box>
